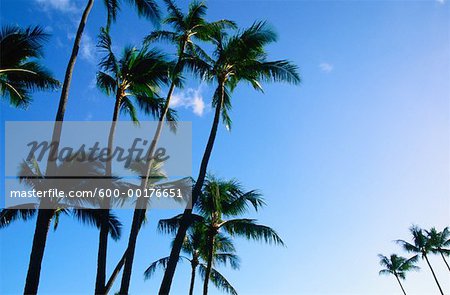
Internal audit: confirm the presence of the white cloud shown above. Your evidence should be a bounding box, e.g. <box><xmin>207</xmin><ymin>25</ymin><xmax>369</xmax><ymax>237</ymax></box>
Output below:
<box><xmin>319</xmin><ymin>62</ymin><xmax>334</xmax><ymax>73</ymax></box>
<box><xmin>170</xmin><ymin>87</ymin><xmax>205</xmax><ymax>116</ymax></box>
<box><xmin>80</xmin><ymin>33</ymin><xmax>96</xmax><ymax>63</ymax></box>
<box><xmin>436</xmin><ymin>0</ymin><xmax>446</xmax><ymax>4</ymax></box>
<box><xmin>35</xmin><ymin>0</ymin><xmax>79</xmax><ymax>13</ymax></box>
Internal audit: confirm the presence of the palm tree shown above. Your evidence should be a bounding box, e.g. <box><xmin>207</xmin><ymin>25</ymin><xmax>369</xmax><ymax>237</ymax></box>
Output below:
<box><xmin>145</xmin><ymin>224</ymin><xmax>239</xmax><ymax>295</ymax></box>
<box><xmin>94</xmin><ymin>29</ymin><xmax>172</xmax><ymax>294</ymax></box>
<box><xmin>378</xmin><ymin>254</ymin><xmax>419</xmax><ymax>295</ymax></box>
<box><xmin>396</xmin><ymin>225</ymin><xmax>445</xmax><ymax>295</ymax></box>
<box><xmin>159</xmin><ymin>21</ymin><xmax>301</xmax><ymax>294</ymax></box>
<box><xmin>23</xmin><ymin>1</ymin><xmax>161</xmax><ymax>293</ymax></box>
<box><xmin>426</xmin><ymin>227</ymin><xmax>450</xmax><ymax>272</ymax></box>
<box><xmin>0</xmin><ymin>159</ymin><xmax>123</xmax><ymax>293</ymax></box>
<box><xmin>118</xmin><ymin>2</ymin><xmax>235</xmax><ymax>293</ymax></box>
<box><xmin>0</xmin><ymin>25</ymin><xmax>59</xmax><ymax>107</ymax></box>
<box><xmin>160</xmin><ymin>176</ymin><xmax>283</xmax><ymax>295</ymax></box>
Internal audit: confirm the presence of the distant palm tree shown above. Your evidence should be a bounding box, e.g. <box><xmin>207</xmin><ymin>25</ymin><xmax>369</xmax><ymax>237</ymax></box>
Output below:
<box><xmin>160</xmin><ymin>176</ymin><xmax>284</xmax><ymax>295</ymax></box>
<box><xmin>159</xmin><ymin>21</ymin><xmax>301</xmax><ymax>294</ymax></box>
<box><xmin>426</xmin><ymin>227</ymin><xmax>450</xmax><ymax>272</ymax></box>
<box><xmin>24</xmin><ymin>1</ymin><xmax>161</xmax><ymax>293</ymax></box>
<box><xmin>0</xmin><ymin>25</ymin><xmax>59</xmax><ymax>107</ymax></box>
<box><xmin>94</xmin><ymin>29</ymin><xmax>172</xmax><ymax>295</ymax></box>
<box><xmin>378</xmin><ymin>254</ymin><xmax>419</xmax><ymax>295</ymax></box>
<box><xmin>396</xmin><ymin>226</ymin><xmax>445</xmax><ymax>295</ymax></box>
<box><xmin>119</xmin><ymin>1</ymin><xmax>235</xmax><ymax>293</ymax></box>
<box><xmin>145</xmin><ymin>225</ymin><xmax>239</xmax><ymax>295</ymax></box>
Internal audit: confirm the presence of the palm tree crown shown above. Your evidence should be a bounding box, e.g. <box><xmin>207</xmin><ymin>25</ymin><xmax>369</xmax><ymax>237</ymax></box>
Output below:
<box><xmin>159</xmin><ymin>175</ymin><xmax>284</xmax><ymax>295</ymax></box>
<box><xmin>187</xmin><ymin>21</ymin><xmax>301</xmax><ymax>129</ymax></box>
<box><xmin>378</xmin><ymin>254</ymin><xmax>419</xmax><ymax>295</ymax></box>
<box><xmin>145</xmin><ymin>224</ymin><xmax>239</xmax><ymax>295</ymax></box>
<box><xmin>0</xmin><ymin>25</ymin><xmax>59</xmax><ymax>107</ymax></box>
<box><xmin>378</xmin><ymin>254</ymin><xmax>419</xmax><ymax>280</ymax></box>
<box><xmin>426</xmin><ymin>227</ymin><xmax>450</xmax><ymax>272</ymax></box>
<box><xmin>97</xmin><ymin>28</ymin><xmax>175</xmax><ymax>125</ymax></box>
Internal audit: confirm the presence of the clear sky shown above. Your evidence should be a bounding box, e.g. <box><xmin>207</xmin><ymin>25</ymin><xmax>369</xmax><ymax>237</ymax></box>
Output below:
<box><xmin>1</xmin><ymin>0</ymin><xmax>449</xmax><ymax>294</ymax></box>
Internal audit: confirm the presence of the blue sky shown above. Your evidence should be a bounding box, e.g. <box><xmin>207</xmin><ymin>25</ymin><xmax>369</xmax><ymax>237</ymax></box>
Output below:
<box><xmin>1</xmin><ymin>0</ymin><xmax>449</xmax><ymax>294</ymax></box>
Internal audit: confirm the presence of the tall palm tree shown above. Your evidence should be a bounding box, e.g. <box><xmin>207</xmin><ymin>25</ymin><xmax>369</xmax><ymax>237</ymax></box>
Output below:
<box><xmin>145</xmin><ymin>225</ymin><xmax>239</xmax><ymax>295</ymax></box>
<box><xmin>23</xmin><ymin>1</ymin><xmax>161</xmax><ymax>293</ymax></box>
<box><xmin>118</xmin><ymin>2</ymin><xmax>235</xmax><ymax>293</ymax></box>
<box><xmin>160</xmin><ymin>176</ymin><xmax>284</xmax><ymax>295</ymax></box>
<box><xmin>396</xmin><ymin>226</ymin><xmax>445</xmax><ymax>295</ymax></box>
<box><xmin>378</xmin><ymin>254</ymin><xmax>419</xmax><ymax>295</ymax></box>
<box><xmin>94</xmin><ymin>29</ymin><xmax>172</xmax><ymax>294</ymax></box>
<box><xmin>159</xmin><ymin>21</ymin><xmax>301</xmax><ymax>294</ymax></box>
<box><xmin>0</xmin><ymin>25</ymin><xmax>59</xmax><ymax>107</ymax></box>
<box><xmin>426</xmin><ymin>227</ymin><xmax>450</xmax><ymax>272</ymax></box>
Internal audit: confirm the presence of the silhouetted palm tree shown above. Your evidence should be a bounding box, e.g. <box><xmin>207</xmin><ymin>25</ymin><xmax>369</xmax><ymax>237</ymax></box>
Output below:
<box><xmin>24</xmin><ymin>1</ymin><xmax>161</xmax><ymax>293</ymax></box>
<box><xmin>396</xmin><ymin>226</ymin><xmax>445</xmax><ymax>295</ymax></box>
<box><xmin>119</xmin><ymin>2</ymin><xmax>235</xmax><ymax>293</ymax></box>
<box><xmin>145</xmin><ymin>224</ymin><xmax>239</xmax><ymax>295</ymax></box>
<box><xmin>94</xmin><ymin>28</ymin><xmax>172</xmax><ymax>294</ymax></box>
<box><xmin>160</xmin><ymin>176</ymin><xmax>284</xmax><ymax>295</ymax></box>
<box><xmin>0</xmin><ymin>25</ymin><xmax>59</xmax><ymax>107</ymax></box>
<box><xmin>159</xmin><ymin>21</ymin><xmax>300</xmax><ymax>294</ymax></box>
<box><xmin>426</xmin><ymin>227</ymin><xmax>450</xmax><ymax>272</ymax></box>
<box><xmin>0</xmin><ymin>159</ymin><xmax>123</xmax><ymax>293</ymax></box>
<box><xmin>378</xmin><ymin>254</ymin><xmax>419</xmax><ymax>295</ymax></box>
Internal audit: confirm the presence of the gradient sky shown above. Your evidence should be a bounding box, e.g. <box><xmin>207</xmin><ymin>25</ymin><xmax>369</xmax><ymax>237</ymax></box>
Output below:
<box><xmin>1</xmin><ymin>0</ymin><xmax>449</xmax><ymax>294</ymax></box>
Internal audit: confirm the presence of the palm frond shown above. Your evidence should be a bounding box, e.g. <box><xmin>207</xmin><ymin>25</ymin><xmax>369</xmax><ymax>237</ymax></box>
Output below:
<box><xmin>0</xmin><ymin>204</ymin><xmax>38</xmax><ymax>228</ymax></box>
<box><xmin>221</xmin><ymin>218</ymin><xmax>285</xmax><ymax>246</ymax></box>
<box><xmin>198</xmin><ymin>264</ymin><xmax>238</xmax><ymax>295</ymax></box>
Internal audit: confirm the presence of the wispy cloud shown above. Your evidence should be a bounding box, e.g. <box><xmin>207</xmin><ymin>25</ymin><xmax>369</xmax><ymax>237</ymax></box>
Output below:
<box><xmin>80</xmin><ymin>32</ymin><xmax>96</xmax><ymax>63</ymax></box>
<box><xmin>436</xmin><ymin>0</ymin><xmax>446</xmax><ymax>4</ymax></box>
<box><xmin>170</xmin><ymin>87</ymin><xmax>206</xmax><ymax>116</ymax></box>
<box><xmin>319</xmin><ymin>62</ymin><xmax>334</xmax><ymax>73</ymax></box>
<box><xmin>35</xmin><ymin>0</ymin><xmax>79</xmax><ymax>13</ymax></box>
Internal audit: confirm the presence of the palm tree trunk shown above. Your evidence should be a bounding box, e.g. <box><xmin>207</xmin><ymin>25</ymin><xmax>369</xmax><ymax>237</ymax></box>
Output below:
<box><xmin>424</xmin><ymin>254</ymin><xmax>445</xmax><ymax>295</ymax></box>
<box><xmin>105</xmin><ymin>250</ymin><xmax>127</xmax><ymax>294</ymax></box>
<box><xmin>24</xmin><ymin>2</ymin><xmax>95</xmax><ymax>293</ymax></box>
<box><xmin>95</xmin><ymin>92</ymin><xmax>123</xmax><ymax>294</ymax></box>
<box><xmin>159</xmin><ymin>81</ymin><xmax>225</xmax><ymax>295</ymax></box>
<box><xmin>23</xmin><ymin>209</ymin><xmax>53</xmax><ymax>295</ymax></box>
<box><xmin>394</xmin><ymin>274</ymin><xmax>407</xmax><ymax>295</ymax></box>
<box><xmin>189</xmin><ymin>263</ymin><xmax>197</xmax><ymax>295</ymax></box>
<box><xmin>118</xmin><ymin>50</ymin><xmax>185</xmax><ymax>294</ymax></box>
<box><xmin>95</xmin><ymin>220</ymin><xmax>109</xmax><ymax>294</ymax></box>
<box><xmin>439</xmin><ymin>251</ymin><xmax>450</xmax><ymax>272</ymax></box>
<box><xmin>47</xmin><ymin>0</ymin><xmax>95</xmax><ymax>174</ymax></box>
<box><xmin>202</xmin><ymin>233</ymin><xmax>215</xmax><ymax>295</ymax></box>
<box><xmin>119</xmin><ymin>208</ymin><xmax>145</xmax><ymax>294</ymax></box>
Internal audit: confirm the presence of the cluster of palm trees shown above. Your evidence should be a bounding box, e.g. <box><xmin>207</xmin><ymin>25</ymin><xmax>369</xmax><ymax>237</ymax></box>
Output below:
<box><xmin>0</xmin><ymin>0</ymin><xmax>300</xmax><ymax>294</ymax></box>
<box><xmin>378</xmin><ymin>225</ymin><xmax>450</xmax><ymax>295</ymax></box>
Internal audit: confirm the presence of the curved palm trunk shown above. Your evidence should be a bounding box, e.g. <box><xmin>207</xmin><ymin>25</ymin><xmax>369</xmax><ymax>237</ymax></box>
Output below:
<box><xmin>47</xmin><ymin>0</ymin><xmax>95</xmax><ymax>173</ymax></box>
<box><xmin>189</xmin><ymin>263</ymin><xmax>197</xmax><ymax>295</ymax></box>
<box><xmin>202</xmin><ymin>232</ymin><xmax>215</xmax><ymax>295</ymax></box>
<box><xmin>424</xmin><ymin>254</ymin><xmax>445</xmax><ymax>295</ymax></box>
<box><xmin>95</xmin><ymin>92</ymin><xmax>123</xmax><ymax>294</ymax></box>
<box><xmin>439</xmin><ymin>251</ymin><xmax>450</xmax><ymax>272</ymax></box>
<box><xmin>105</xmin><ymin>250</ymin><xmax>127</xmax><ymax>294</ymax></box>
<box><xmin>23</xmin><ymin>209</ymin><xmax>53</xmax><ymax>294</ymax></box>
<box><xmin>159</xmin><ymin>81</ymin><xmax>225</xmax><ymax>295</ymax></box>
<box><xmin>394</xmin><ymin>274</ymin><xmax>407</xmax><ymax>295</ymax></box>
<box><xmin>24</xmin><ymin>3</ymin><xmax>95</xmax><ymax>293</ymax></box>
<box><xmin>119</xmin><ymin>51</ymin><xmax>185</xmax><ymax>294</ymax></box>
